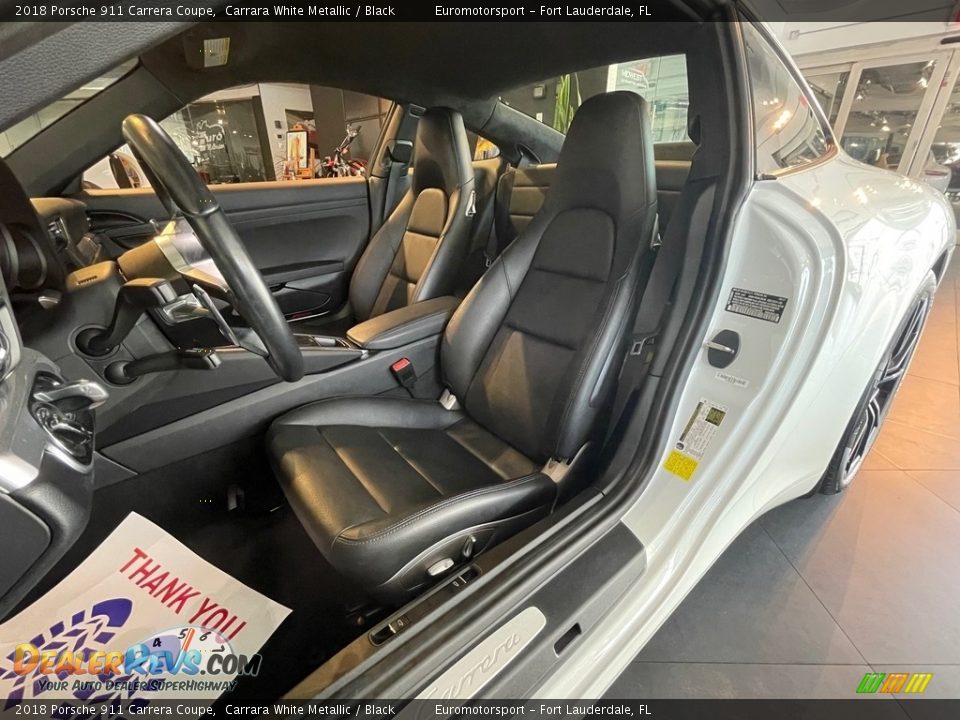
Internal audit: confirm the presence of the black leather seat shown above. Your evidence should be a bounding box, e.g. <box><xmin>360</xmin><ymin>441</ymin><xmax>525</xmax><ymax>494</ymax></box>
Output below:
<box><xmin>345</xmin><ymin>107</ymin><xmax>475</xmax><ymax>322</ymax></box>
<box><xmin>268</xmin><ymin>92</ymin><xmax>657</xmax><ymax>600</ymax></box>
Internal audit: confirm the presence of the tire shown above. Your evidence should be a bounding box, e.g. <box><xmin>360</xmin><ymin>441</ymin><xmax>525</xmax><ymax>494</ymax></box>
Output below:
<box><xmin>816</xmin><ymin>271</ymin><xmax>936</xmax><ymax>495</ymax></box>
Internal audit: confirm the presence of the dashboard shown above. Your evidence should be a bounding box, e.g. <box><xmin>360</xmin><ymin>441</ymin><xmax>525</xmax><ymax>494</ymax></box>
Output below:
<box><xmin>0</xmin><ymin>154</ymin><xmax>103</xmax><ymax>327</ymax></box>
<box><xmin>0</xmin><ymin>161</ymin><xmax>110</xmax><ymax>619</ymax></box>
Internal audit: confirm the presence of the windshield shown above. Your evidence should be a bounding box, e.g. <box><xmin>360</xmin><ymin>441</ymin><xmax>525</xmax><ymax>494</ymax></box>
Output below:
<box><xmin>0</xmin><ymin>59</ymin><xmax>138</xmax><ymax>157</ymax></box>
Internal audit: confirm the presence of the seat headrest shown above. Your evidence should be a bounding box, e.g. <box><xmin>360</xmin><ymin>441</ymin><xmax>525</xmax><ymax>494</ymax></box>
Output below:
<box><xmin>548</xmin><ymin>91</ymin><xmax>656</xmax><ymax>222</ymax></box>
<box><xmin>412</xmin><ymin>107</ymin><xmax>473</xmax><ymax>195</ymax></box>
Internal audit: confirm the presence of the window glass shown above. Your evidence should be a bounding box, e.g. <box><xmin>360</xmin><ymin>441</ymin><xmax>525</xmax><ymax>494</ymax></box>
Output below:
<box><xmin>840</xmin><ymin>61</ymin><xmax>935</xmax><ymax>172</ymax></box>
<box><xmin>804</xmin><ymin>70</ymin><xmax>849</xmax><ymax>127</ymax></box>
<box><xmin>465</xmin><ymin>131</ymin><xmax>501</xmax><ymax>161</ymax></box>
<box><xmin>742</xmin><ymin>23</ymin><xmax>830</xmax><ymax>174</ymax></box>
<box><xmin>474</xmin><ymin>137</ymin><xmax>501</xmax><ymax>160</ymax></box>
<box><xmin>83</xmin><ymin>83</ymin><xmax>392</xmax><ymax>189</ymax></box>
<box><xmin>928</xmin><ymin>71</ymin><xmax>960</xmax><ymax>194</ymax></box>
<box><xmin>500</xmin><ymin>54</ymin><xmax>689</xmax><ymax>143</ymax></box>
<box><xmin>0</xmin><ymin>59</ymin><xmax>138</xmax><ymax>157</ymax></box>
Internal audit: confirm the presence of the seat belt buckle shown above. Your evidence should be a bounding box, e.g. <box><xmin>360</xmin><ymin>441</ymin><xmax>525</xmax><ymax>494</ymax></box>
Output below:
<box><xmin>390</xmin><ymin>357</ymin><xmax>418</xmax><ymax>396</ymax></box>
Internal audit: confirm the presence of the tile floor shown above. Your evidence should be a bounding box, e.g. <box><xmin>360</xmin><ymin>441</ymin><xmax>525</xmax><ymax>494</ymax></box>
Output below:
<box><xmin>609</xmin><ymin>260</ymin><xmax>960</xmax><ymax>702</ymax></box>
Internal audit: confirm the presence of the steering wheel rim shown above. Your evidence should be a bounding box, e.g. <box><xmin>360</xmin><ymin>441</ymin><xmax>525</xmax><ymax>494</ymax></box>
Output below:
<box><xmin>121</xmin><ymin>114</ymin><xmax>304</xmax><ymax>383</ymax></box>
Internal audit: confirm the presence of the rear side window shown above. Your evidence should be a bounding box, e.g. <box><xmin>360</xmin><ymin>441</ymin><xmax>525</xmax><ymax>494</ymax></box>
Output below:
<box><xmin>501</xmin><ymin>54</ymin><xmax>690</xmax><ymax>143</ymax></box>
<box><xmin>742</xmin><ymin>23</ymin><xmax>831</xmax><ymax>174</ymax></box>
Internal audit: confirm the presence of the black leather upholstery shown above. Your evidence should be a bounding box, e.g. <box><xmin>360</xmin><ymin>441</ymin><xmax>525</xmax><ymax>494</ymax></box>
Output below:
<box><xmin>268</xmin><ymin>92</ymin><xmax>658</xmax><ymax>599</ymax></box>
<box><xmin>492</xmin><ymin>159</ymin><xmax>690</xmax><ymax>258</ymax></box>
<box><xmin>346</xmin><ymin>295</ymin><xmax>461</xmax><ymax>350</ymax></box>
<box><xmin>348</xmin><ymin>108</ymin><xmax>475</xmax><ymax>322</ymax></box>
<box><xmin>268</xmin><ymin>397</ymin><xmax>553</xmax><ymax>592</ymax></box>
<box><xmin>442</xmin><ymin>91</ymin><xmax>657</xmax><ymax>461</ymax></box>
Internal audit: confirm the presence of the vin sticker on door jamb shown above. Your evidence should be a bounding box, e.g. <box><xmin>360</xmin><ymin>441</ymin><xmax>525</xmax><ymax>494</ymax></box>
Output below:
<box><xmin>664</xmin><ymin>399</ymin><xmax>727</xmax><ymax>481</ymax></box>
<box><xmin>725</xmin><ymin>288</ymin><xmax>788</xmax><ymax>324</ymax></box>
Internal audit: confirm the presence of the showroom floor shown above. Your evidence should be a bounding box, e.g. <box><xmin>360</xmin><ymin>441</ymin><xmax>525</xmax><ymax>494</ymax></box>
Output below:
<box><xmin>608</xmin><ymin>260</ymin><xmax>960</xmax><ymax>701</ymax></box>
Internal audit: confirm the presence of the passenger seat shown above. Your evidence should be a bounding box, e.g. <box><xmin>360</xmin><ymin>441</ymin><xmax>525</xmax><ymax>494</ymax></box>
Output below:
<box><xmin>481</xmin><ymin>148</ymin><xmax>693</xmax><ymax>268</ymax></box>
<box><xmin>308</xmin><ymin>107</ymin><xmax>475</xmax><ymax>332</ymax></box>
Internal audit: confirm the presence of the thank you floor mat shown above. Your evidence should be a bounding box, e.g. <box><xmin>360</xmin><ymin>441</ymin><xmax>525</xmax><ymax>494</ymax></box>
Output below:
<box><xmin>0</xmin><ymin>512</ymin><xmax>290</xmax><ymax>706</ymax></box>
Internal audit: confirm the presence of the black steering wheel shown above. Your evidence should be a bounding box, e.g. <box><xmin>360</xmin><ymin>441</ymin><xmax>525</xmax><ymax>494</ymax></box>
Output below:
<box><xmin>121</xmin><ymin>114</ymin><xmax>304</xmax><ymax>382</ymax></box>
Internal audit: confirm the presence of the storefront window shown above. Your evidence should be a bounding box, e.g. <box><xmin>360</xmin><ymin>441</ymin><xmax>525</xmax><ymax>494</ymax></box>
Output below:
<box><xmin>83</xmin><ymin>83</ymin><xmax>391</xmax><ymax>190</ymax></box>
<box><xmin>608</xmin><ymin>55</ymin><xmax>689</xmax><ymax>143</ymax></box>
<box><xmin>804</xmin><ymin>70</ymin><xmax>849</xmax><ymax>127</ymax></box>
<box><xmin>840</xmin><ymin>61</ymin><xmax>936</xmax><ymax>171</ymax></box>
<box><xmin>927</xmin><ymin>74</ymin><xmax>960</xmax><ymax>195</ymax></box>
<box><xmin>164</xmin><ymin>99</ymin><xmax>269</xmax><ymax>184</ymax></box>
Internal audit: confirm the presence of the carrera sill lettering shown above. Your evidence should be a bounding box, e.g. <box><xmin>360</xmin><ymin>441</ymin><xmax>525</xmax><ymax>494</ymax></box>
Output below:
<box><xmin>417</xmin><ymin>607</ymin><xmax>547</xmax><ymax>700</ymax></box>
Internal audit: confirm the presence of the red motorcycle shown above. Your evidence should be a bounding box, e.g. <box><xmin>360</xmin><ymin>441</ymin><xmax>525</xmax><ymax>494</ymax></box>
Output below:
<box><xmin>320</xmin><ymin>125</ymin><xmax>366</xmax><ymax>178</ymax></box>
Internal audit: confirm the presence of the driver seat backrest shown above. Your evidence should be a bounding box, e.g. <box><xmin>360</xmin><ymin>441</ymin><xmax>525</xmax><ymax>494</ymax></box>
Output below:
<box><xmin>348</xmin><ymin>107</ymin><xmax>475</xmax><ymax>321</ymax></box>
<box><xmin>442</xmin><ymin>91</ymin><xmax>658</xmax><ymax>464</ymax></box>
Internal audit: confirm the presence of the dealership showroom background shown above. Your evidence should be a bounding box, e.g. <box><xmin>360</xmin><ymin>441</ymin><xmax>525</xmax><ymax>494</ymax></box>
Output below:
<box><xmin>2</xmin><ymin>17</ymin><xmax>960</xmax><ymax>700</ymax></box>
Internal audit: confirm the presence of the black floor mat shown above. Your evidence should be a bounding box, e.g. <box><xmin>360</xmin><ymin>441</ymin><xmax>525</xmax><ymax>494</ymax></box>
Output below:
<box><xmin>18</xmin><ymin>440</ymin><xmax>362</xmax><ymax>703</ymax></box>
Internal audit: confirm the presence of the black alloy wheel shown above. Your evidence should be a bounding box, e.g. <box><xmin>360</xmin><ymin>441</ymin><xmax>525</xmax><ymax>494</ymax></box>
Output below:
<box><xmin>818</xmin><ymin>273</ymin><xmax>935</xmax><ymax>495</ymax></box>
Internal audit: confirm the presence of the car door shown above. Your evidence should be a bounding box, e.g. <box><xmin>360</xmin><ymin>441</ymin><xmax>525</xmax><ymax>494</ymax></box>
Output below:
<box><xmin>75</xmin><ymin>83</ymin><xmax>394</xmax><ymax>321</ymax></box>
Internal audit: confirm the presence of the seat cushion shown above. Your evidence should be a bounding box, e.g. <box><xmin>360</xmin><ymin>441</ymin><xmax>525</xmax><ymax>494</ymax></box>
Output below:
<box><xmin>267</xmin><ymin>397</ymin><xmax>554</xmax><ymax>596</ymax></box>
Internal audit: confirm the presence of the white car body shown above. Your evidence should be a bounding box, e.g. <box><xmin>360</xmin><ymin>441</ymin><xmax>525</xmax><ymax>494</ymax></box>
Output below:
<box><xmin>923</xmin><ymin>152</ymin><xmax>952</xmax><ymax>194</ymax></box>
<box><xmin>537</xmin><ymin>151</ymin><xmax>954</xmax><ymax>695</ymax></box>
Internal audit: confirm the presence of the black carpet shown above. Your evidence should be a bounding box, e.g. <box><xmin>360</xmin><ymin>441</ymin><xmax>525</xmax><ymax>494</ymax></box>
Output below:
<box><xmin>19</xmin><ymin>439</ymin><xmax>362</xmax><ymax>703</ymax></box>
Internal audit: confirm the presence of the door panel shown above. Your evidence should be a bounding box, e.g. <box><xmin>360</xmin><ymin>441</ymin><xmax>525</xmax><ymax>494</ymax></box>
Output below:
<box><xmin>77</xmin><ymin>177</ymin><xmax>371</xmax><ymax>317</ymax></box>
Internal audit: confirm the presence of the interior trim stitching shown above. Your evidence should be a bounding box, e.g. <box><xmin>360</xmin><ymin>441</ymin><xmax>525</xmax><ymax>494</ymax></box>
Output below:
<box><xmin>375</xmin><ymin>429</ymin><xmax>445</xmax><ymax>495</ymax></box>
<box><xmin>444</xmin><ymin>422</ymin><xmax>534</xmax><ymax>482</ymax></box>
<box><xmin>555</xmin><ymin>259</ymin><xmax>627</xmax><ymax>454</ymax></box>
<box><xmin>528</xmin><ymin>263</ymin><xmax>609</xmax><ymax>284</ymax></box>
<box><xmin>503</xmin><ymin>320</ymin><xmax>579</xmax><ymax>351</ymax></box>
<box><xmin>334</xmin><ymin>473</ymin><xmax>549</xmax><ymax>545</ymax></box>
<box><xmin>316</xmin><ymin>428</ymin><xmax>391</xmax><ymax>514</ymax></box>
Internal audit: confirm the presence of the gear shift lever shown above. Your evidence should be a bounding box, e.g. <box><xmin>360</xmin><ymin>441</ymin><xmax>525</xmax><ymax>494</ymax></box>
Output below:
<box><xmin>76</xmin><ymin>278</ymin><xmax>177</xmax><ymax>356</ymax></box>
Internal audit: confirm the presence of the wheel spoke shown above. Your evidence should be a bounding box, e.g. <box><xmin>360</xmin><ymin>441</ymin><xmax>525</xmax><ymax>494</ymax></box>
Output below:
<box><xmin>836</xmin><ymin>294</ymin><xmax>931</xmax><ymax>490</ymax></box>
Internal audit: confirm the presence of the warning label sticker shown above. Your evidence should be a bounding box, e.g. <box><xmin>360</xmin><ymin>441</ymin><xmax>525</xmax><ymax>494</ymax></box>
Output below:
<box><xmin>664</xmin><ymin>399</ymin><xmax>727</xmax><ymax>481</ymax></box>
<box><xmin>725</xmin><ymin>288</ymin><xmax>788</xmax><ymax>324</ymax></box>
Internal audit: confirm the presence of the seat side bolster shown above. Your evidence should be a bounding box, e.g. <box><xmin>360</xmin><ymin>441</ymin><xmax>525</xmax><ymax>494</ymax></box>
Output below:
<box><xmin>331</xmin><ymin>472</ymin><xmax>555</xmax><ymax>586</ymax></box>
<box><xmin>440</xmin><ymin>212</ymin><xmax>545</xmax><ymax>399</ymax></box>
<box><xmin>337</xmin><ymin>472</ymin><xmax>551</xmax><ymax>543</ymax></box>
<box><xmin>550</xmin><ymin>209</ymin><xmax>657</xmax><ymax>460</ymax></box>
<box><xmin>268</xmin><ymin>396</ymin><xmax>464</xmax><ymax>431</ymax></box>
<box><xmin>412</xmin><ymin>178</ymin><xmax>475</xmax><ymax>304</ymax></box>
<box><xmin>348</xmin><ymin>191</ymin><xmax>417</xmax><ymax>321</ymax></box>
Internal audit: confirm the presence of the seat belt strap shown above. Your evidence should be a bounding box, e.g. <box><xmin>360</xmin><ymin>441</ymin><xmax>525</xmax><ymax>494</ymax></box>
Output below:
<box><xmin>482</xmin><ymin>212</ymin><xmax>499</xmax><ymax>267</ymax></box>
<box><xmin>466</xmin><ymin>182</ymin><xmax>496</xmax><ymax>266</ymax></box>
<box><xmin>486</xmin><ymin>169</ymin><xmax>517</xmax><ymax>266</ymax></box>
<box><xmin>608</xmin><ymin>216</ymin><xmax>683</xmax><ymax>430</ymax></box>
<box><xmin>382</xmin><ymin>140</ymin><xmax>413</xmax><ymax>221</ymax></box>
